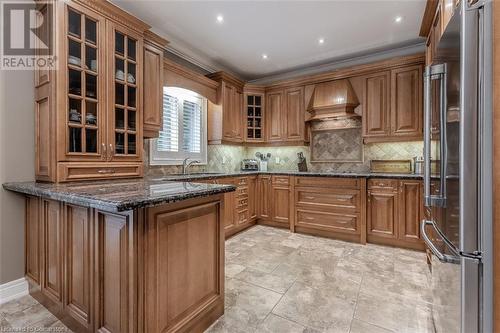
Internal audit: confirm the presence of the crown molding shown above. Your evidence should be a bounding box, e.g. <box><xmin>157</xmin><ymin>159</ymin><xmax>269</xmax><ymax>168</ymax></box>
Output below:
<box><xmin>165</xmin><ymin>45</ymin><xmax>220</xmax><ymax>75</ymax></box>
<box><xmin>249</xmin><ymin>42</ymin><xmax>426</xmax><ymax>86</ymax></box>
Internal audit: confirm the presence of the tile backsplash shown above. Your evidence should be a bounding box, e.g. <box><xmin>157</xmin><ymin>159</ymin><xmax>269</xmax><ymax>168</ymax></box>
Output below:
<box><xmin>144</xmin><ymin>139</ymin><xmax>423</xmax><ymax>175</ymax></box>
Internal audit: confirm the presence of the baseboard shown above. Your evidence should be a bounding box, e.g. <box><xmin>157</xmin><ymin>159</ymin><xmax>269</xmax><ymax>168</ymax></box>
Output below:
<box><xmin>0</xmin><ymin>277</ymin><xmax>29</xmax><ymax>304</ymax></box>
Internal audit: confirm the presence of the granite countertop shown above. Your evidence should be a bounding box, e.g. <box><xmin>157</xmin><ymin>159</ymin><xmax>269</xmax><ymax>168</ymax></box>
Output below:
<box><xmin>2</xmin><ymin>171</ymin><xmax>424</xmax><ymax>212</ymax></box>
<box><xmin>2</xmin><ymin>179</ymin><xmax>236</xmax><ymax>212</ymax></box>
<box><xmin>151</xmin><ymin>171</ymin><xmax>424</xmax><ymax>181</ymax></box>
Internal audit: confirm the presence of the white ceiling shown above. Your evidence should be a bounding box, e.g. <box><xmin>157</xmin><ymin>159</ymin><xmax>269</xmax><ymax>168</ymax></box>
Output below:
<box><xmin>113</xmin><ymin>0</ymin><xmax>427</xmax><ymax>80</ymax></box>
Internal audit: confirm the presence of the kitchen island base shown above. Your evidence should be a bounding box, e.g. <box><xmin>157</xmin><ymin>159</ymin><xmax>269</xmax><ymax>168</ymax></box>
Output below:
<box><xmin>23</xmin><ymin>194</ymin><xmax>225</xmax><ymax>333</ymax></box>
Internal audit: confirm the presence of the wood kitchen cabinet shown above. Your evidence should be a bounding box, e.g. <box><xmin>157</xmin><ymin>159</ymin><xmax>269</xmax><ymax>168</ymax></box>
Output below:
<box><xmin>244</xmin><ymin>86</ymin><xmax>265</xmax><ymax>142</ymax></box>
<box><xmin>257</xmin><ymin>175</ymin><xmax>292</xmax><ymax>229</ymax></box>
<box><xmin>207</xmin><ymin>72</ymin><xmax>245</xmax><ymax>143</ymax></box>
<box><xmin>142</xmin><ymin>31</ymin><xmax>168</xmax><ymax>138</ymax></box>
<box><xmin>266</xmin><ymin>90</ymin><xmax>285</xmax><ymax>142</ymax></box>
<box><xmin>258</xmin><ymin>175</ymin><xmax>273</xmax><ymax>221</ymax></box>
<box><xmin>363</xmin><ymin>71</ymin><xmax>391</xmax><ymax>139</ymax></box>
<box><xmin>362</xmin><ymin>65</ymin><xmax>423</xmax><ymax>143</ymax></box>
<box><xmin>265</xmin><ymin>88</ymin><xmax>306</xmax><ymax>143</ymax></box>
<box><xmin>294</xmin><ymin>177</ymin><xmax>366</xmax><ymax>243</ymax></box>
<box><xmin>35</xmin><ymin>0</ymin><xmax>153</xmax><ymax>182</ymax></box>
<box><xmin>271</xmin><ymin>176</ymin><xmax>292</xmax><ymax>228</ymax></box>
<box><xmin>24</xmin><ymin>193</ymin><xmax>226</xmax><ymax>333</ymax></box>
<box><xmin>367</xmin><ymin>179</ymin><xmax>425</xmax><ymax>250</ymax></box>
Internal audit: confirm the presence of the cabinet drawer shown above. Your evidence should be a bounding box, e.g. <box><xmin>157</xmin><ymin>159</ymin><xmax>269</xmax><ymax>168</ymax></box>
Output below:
<box><xmin>368</xmin><ymin>179</ymin><xmax>399</xmax><ymax>191</ymax></box>
<box><xmin>236</xmin><ymin>177</ymin><xmax>248</xmax><ymax>186</ymax></box>
<box><xmin>295</xmin><ymin>188</ymin><xmax>360</xmax><ymax>211</ymax></box>
<box><xmin>272</xmin><ymin>176</ymin><xmax>290</xmax><ymax>186</ymax></box>
<box><xmin>295</xmin><ymin>177</ymin><xmax>360</xmax><ymax>189</ymax></box>
<box><xmin>296</xmin><ymin>209</ymin><xmax>359</xmax><ymax>234</ymax></box>
<box><xmin>237</xmin><ymin>197</ymin><xmax>248</xmax><ymax>208</ymax></box>
<box><xmin>237</xmin><ymin>187</ymin><xmax>248</xmax><ymax>197</ymax></box>
<box><xmin>58</xmin><ymin>163</ymin><xmax>143</xmax><ymax>182</ymax></box>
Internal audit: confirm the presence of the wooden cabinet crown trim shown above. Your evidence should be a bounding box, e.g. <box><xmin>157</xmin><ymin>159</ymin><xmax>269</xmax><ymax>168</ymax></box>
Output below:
<box><xmin>165</xmin><ymin>58</ymin><xmax>219</xmax><ymax>89</ymax></box>
<box><xmin>419</xmin><ymin>0</ymin><xmax>440</xmax><ymax>37</ymax></box>
<box><xmin>73</xmin><ymin>0</ymin><xmax>151</xmax><ymax>33</ymax></box>
<box><xmin>262</xmin><ymin>53</ymin><xmax>425</xmax><ymax>90</ymax></box>
<box><xmin>207</xmin><ymin>71</ymin><xmax>245</xmax><ymax>89</ymax></box>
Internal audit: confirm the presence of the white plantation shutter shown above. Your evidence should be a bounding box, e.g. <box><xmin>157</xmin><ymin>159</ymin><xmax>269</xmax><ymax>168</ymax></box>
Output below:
<box><xmin>157</xmin><ymin>94</ymin><xmax>179</xmax><ymax>152</ymax></box>
<box><xmin>150</xmin><ymin>87</ymin><xmax>207</xmax><ymax>165</ymax></box>
<box><xmin>182</xmin><ymin>100</ymin><xmax>201</xmax><ymax>153</ymax></box>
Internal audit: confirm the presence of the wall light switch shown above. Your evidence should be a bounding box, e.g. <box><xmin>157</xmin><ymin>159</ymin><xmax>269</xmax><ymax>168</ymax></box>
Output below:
<box><xmin>222</xmin><ymin>156</ymin><xmax>226</xmax><ymax>164</ymax></box>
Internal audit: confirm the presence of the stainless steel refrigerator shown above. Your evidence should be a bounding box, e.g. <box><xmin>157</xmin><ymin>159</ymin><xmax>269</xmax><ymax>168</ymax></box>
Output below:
<box><xmin>421</xmin><ymin>0</ymin><xmax>493</xmax><ymax>332</ymax></box>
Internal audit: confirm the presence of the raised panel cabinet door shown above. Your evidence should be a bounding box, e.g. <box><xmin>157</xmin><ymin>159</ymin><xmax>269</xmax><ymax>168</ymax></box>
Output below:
<box><xmin>144</xmin><ymin>198</ymin><xmax>224</xmax><ymax>333</ymax></box>
<box><xmin>95</xmin><ymin>211</ymin><xmax>132</xmax><ymax>333</ymax></box>
<box><xmin>272</xmin><ymin>186</ymin><xmax>290</xmax><ymax>226</ymax></box>
<box><xmin>26</xmin><ymin>196</ymin><xmax>41</xmax><ymax>283</ymax></box>
<box><xmin>391</xmin><ymin>65</ymin><xmax>423</xmax><ymax>137</ymax></box>
<box><xmin>65</xmin><ymin>205</ymin><xmax>93</xmax><ymax>328</ymax></box>
<box><xmin>266</xmin><ymin>90</ymin><xmax>285</xmax><ymax>141</ymax></box>
<box><xmin>222</xmin><ymin>84</ymin><xmax>235</xmax><ymax>140</ymax></box>
<box><xmin>398</xmin><ymin>181</ymin><xmax>422</xmax><ymax>243</ymax></box>
<box><xmin>258</xmin><ymin>176</ymin><xmax>272</xmax><ymax>219</ymax></box>
<box><xmin>362</xmin><ymin>72</ymin><xmax>390</xmax><ymax>138</ymax></box>
<box><xmin>367</xmin><ymin>191</ymin><xmax>398</xmax><ymax>239</ymax></box>
<box><xmin>41</xmin><ymin>199</ymin><xmax>63</xmax><ymax>304</ymax></box>
<box><xmin>285</xmin><ymin>87</ymin><xmax>305</xmax><ymax>141</ymax></box>
<box><xmin>233</xmin><ymin>90</ymin><xmax>244</xmax><ymax>141</ymax></box>
<box><xmin>142</xmin><ymin>38</ymin><xmax>164</xmax><ymax>138</ymax></box>
<box><xmin>248</xmin><ymin>176</ymin><xmax>258</xmax><ymax>220</ymax></box>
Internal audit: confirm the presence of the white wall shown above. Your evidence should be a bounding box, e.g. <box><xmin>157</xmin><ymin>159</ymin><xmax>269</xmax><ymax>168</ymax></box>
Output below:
<box><xmin>0</xmin><ymin>69</ymin><xmax>35</xmax><ymax>284</ymax></box>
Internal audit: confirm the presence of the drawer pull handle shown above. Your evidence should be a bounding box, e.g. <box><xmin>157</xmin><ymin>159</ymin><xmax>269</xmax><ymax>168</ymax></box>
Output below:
<box><xmin>304</xmin><ymin>196</ymin><xmax>315</xmax><ymax>200</ymax></box>
<box><xmin>98</xmin><ymin>169</ymin><xmax>116</xmax><ymax>174</ymax></box>
<box><xmin>305</xmin><ymin>216</ymin><xmax>314</xmax><ymax>220</ymax></box>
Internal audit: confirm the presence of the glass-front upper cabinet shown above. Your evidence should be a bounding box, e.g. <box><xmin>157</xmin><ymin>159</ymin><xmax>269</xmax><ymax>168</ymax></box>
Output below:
<box><xmin>245</xmin><ymin>94</ymin><xmax>264</xmax><ymax>142</ymax></box>
<box><xmin>65</xmin><ymin>4</ymin><xmax>105</xmax><ymax>159</ymax></box>
<box><xmin>108</xmin><ymin>23</ymin><xmax>143</xmax><ymax>161</ymax></box>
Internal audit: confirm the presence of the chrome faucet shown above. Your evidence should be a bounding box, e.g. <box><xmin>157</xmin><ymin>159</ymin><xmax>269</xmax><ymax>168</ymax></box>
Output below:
<box><xmin>182</xmin><ymin>158</ymin><xmax>200</xmax><ymax>174</ymax></box>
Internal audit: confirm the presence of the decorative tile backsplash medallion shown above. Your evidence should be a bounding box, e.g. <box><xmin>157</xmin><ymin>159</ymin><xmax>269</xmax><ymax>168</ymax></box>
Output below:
<box><xmin>311</xmin><ymin>128</ymin><xmax>363</xmax><ymax>163</ymax></box>
<box><xmin>144</xmin><ymin>139</ymin><xmax>424</xmax><ymax>174</ymax></box>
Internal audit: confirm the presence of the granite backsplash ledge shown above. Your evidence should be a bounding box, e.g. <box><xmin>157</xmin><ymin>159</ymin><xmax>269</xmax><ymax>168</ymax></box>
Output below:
<box><xmin>143</xmin><ymin>139</ymin><xmax>423</xmax><ymax>175</ymax></box>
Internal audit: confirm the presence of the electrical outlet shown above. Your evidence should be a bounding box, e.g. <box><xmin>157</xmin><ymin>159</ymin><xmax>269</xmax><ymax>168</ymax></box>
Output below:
<box><xmin>275</xmin><ymin>157</ymin><xmax>280</xmax><ymax>164</ymax></box>
<box><xmin>222</xmin><ymin>156</ymin><xmax>226</xmax><ymax>164</ymax></box>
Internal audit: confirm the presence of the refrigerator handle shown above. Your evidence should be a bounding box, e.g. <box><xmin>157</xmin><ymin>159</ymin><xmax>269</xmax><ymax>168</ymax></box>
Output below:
<box><xmin>423</xmin><ymin>64</ymin><xmax>447</xmax><ymax>208</ymax></box>
<box><xmin>439</xmin><ymin>63</ymin><xmax>448</xmax><ymax>206</ymax></box>
<box><xmin>423</xmin><ymin>66</ymin><xmax>432</xmax><ymax>207</ymax></box>
<box><xmin>421</xmin><ymin>220</ymin><xmax>460</xmax><ymax>264</ymax></box>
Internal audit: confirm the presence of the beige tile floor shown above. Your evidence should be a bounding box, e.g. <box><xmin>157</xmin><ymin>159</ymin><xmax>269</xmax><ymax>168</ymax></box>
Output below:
<box><xmin>0</xmin><ymin>225</ymin><xmax>434</xmax><ymax>333</ymax></box>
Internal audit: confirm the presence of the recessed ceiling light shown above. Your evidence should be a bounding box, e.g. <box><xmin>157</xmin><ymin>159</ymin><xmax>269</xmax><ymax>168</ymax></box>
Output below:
<box><xmin>216</xmin><ymin>15</ymin><xmax>224</xmax><ymax>23</ymax></box>
<box><xmin>318</xmin><ymin>38</ymin><xmax>325</xmax><ymax>45</ymax></box>
<box><xmin>262</xmin><ymin>54</ymin><xmax>268</xmax><ymax>60</ymax></box>
<box><xmin>394</xmin><ymin>16</ymin><xmax>403</xmax><ymax>23</ymax></box>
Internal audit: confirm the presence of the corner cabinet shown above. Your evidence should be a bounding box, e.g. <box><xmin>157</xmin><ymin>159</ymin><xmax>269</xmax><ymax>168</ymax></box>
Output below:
<box><xmin>206</xmin><ymin>72</ymin><xmax>245</xmax><ymax>143</ymax></box>
<box><xmin>35</xmin><ymin>1</ymin><xmax>166</xmax><ymax>182</ymax></box>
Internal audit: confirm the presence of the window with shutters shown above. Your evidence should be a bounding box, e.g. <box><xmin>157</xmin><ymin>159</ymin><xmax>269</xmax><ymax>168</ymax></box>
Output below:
<box><xmin>150</xmin><ymin>87</ymin><xmax>207</xmax><ymax>165</ymax></box>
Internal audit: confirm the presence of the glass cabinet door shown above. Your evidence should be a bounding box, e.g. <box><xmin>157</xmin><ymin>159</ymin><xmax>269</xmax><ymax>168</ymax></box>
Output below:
<box><xmin>65</xmin><ymin>5</ymin><xmax>103</xmax><ymax>159</ymax></box>
<box><xmin>109</xmin><ymin>24</ymin><xmax>142</xmax><ymax>160</ymax></box>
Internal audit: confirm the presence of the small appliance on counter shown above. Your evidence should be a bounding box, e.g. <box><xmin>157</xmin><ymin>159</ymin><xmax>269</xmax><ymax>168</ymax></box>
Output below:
<box><xmin>241</xmin><ymin>159</ymin><xmax>259</xmax><ymax>171</ymax></box>
<box><xmin>413</xmin><ymin>156</ymin><xmax>424</xmax><ymax>174</ymax></box>
<box><xmin>255</xmin><ymin>152</ymin><xmax>271</xmax><ymax>171</ymax></box>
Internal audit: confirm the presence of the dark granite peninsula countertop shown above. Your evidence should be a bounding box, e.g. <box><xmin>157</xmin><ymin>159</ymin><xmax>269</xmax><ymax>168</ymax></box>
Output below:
<box><xmin>152</xmin><ymin>171</ymin><xmax>424</xmax><ymax>181</ymax></box>
<box><xmin>3</xmin><ymin>179</ymin><xmax>236</xmax><ymax>212</ymax></box>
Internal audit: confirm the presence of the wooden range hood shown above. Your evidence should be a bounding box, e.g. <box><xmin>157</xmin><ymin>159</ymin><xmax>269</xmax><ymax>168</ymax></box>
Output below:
<box><xmin>306</xmin><ymin>79</ymin><xmax>361</xmax><ymax>126</ymax></box>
